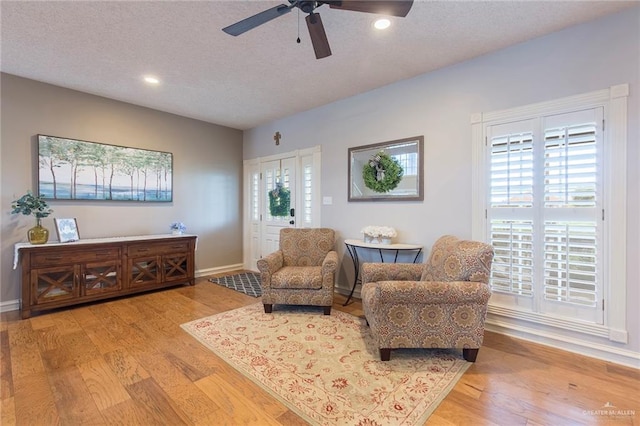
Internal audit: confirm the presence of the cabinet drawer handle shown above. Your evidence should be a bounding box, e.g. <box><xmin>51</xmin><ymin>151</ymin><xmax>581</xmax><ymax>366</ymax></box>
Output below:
<box><xmin>44</xmin><ymin>256</ymin><xmax>63</xmax><ymax>261</ymax></box>
<box><xmin>136</xmin><ymin>248</ymin><xmax>150</xmax><ymax>252</ymax></box>
<box><xmin>171</xmin><ymin>245</ymin><xmax>184</xmax><ymax>249</ymax></box>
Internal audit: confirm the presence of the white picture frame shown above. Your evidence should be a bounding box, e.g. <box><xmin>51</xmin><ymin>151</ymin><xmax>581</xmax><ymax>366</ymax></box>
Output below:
<box><xmin>54</xmin><ymin>218</ymin><xmax>80</xmax><ymax>242</ymax></box>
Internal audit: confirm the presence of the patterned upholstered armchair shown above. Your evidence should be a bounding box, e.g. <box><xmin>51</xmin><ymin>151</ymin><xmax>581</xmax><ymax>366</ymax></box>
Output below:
<box><xmin>361</xmin><ymin>235</ymin><xmax>494</xmax><ymax>362</ymax></box>
<box><xmin>257</xmin><ymin>228</ymin><xmax>338</xmax><ymax>315</ymax></box>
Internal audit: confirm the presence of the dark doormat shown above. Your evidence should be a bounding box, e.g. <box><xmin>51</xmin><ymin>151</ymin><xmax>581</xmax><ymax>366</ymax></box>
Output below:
<box><xmin>209</xmin><ymin>272</ymin><xmax>262</xmax><ymax>297</ymax></box>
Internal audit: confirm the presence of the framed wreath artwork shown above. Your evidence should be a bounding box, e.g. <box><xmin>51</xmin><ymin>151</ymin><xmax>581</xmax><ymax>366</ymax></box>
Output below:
<box><xmin>348</xmin><ymin>136</ymin><xmax>424</xmax><ymax>201</ymax></box>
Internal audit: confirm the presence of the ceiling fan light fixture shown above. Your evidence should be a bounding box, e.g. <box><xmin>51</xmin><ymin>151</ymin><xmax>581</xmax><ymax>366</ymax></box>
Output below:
<box><xmin>143</xmin><ymin>75</ymin><xmax>160</xmax><ymax>85</ymax></box>
<box><xmin>374</xmin><ymin>18</ymin><xmax>391</xmax><ymax>30</ymax></box>
<box><xmin>222</xmin><ymin>0</ymin><xmax>414</xmax><ymax>59</ymax></box>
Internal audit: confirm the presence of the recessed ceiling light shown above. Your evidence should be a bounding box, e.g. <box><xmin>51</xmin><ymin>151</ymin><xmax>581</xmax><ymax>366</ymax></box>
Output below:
<box><xmin>374</xmin><ymin>19</ymin><xmax>391</xmax><ymax>30</ymax></box>
<box><xmin>143</xmin><ymin>75</ymin><xmax>160</xmax><ymax>85</ymax></box>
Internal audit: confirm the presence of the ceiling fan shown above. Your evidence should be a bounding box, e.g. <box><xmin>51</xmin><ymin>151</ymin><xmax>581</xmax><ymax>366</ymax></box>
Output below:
<box><xmin>222</xmin><ymin>1</ymin><xmax>414</xmax><ymax>60</ymax></box>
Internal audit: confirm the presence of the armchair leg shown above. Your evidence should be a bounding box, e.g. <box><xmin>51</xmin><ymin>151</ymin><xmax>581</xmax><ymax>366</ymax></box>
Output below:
<box><xmin>263</xmin><ymin>304</ymin><xmax>273</xmax><ymax>313</ymax></box>
<box><xmin>463</xmin><ymin>348</ymin><xmax>479</xmax><ymax>362</ymax></box>
<box><xmin>380</xmin><ymin>348</ymin><xmax>391</xmax><ymax>361</ymax></box>
<box><xmin>323</xmin><ymin>306</ymin><xmax>331</xmax><ymax>315</ymax></box>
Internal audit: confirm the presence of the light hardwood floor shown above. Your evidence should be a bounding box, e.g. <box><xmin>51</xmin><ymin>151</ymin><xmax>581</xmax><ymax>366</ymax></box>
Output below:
<box><xmin>1</xmin><ymin>273</ymin><xmax>638</xmax><ymax>425</ymax></box>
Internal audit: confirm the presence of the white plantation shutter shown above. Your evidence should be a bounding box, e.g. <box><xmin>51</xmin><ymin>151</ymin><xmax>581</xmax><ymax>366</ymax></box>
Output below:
<box><xmin>251</xmin><ymin>171</ymin><xmax>260</xmax><ymax>222</ymax></box>
<box><xmin>488</xmin><ymin>121</ymin><xmax>535</xmax><ymax>304</ymax></box>
<box><xmin>302</xmin><ymin>164</ymin><xmax>312</xmax><ymax>225</ymax></box>
<box><xmin>540</xmin><ymin>111</ymin><xmax>602</xmax><ymax>321</ymax></box>
<box><xmin>299</xmin><ymin>150</ymin><xmax>320</xmax><ymax>227</ymax></box>
<box><xmin>489</xmin><ymin>130</ymin><xmax>534</xmax><ymax>208</ymax></box>
<box><xmin>489</xmin><ymin>120</ymin><xmax>533</xmax><ymax>296</ymax></box>
<box><xmin>486</xmin><ymin>108</ymin><xmax>603</xmax><ymax>324</ymax></box>
<box><xmin>490</xmin><ymin>221</ymin><xmax>534</xmax><ymax>296</ymax></box>
<box><xmin>543</xmin><ymin>123</ymin><xmax>598</xmax><ymax>209</ymax></box>
<box><xmin>542</xmin><ymin>114</ymin><xmax>600</xmax><ymax>310</ymax></box>
<box><xmin>544</xmin><ymin>222</ymin><xmax>598</xmax><ymax>306</ymax></box>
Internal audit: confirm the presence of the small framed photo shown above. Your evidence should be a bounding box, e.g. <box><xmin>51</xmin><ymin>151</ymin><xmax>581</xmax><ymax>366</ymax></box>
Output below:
<box><xmin>54</xmin><ymin>218</ymin><xmax>80</xmax><ymax>243</ymax></box>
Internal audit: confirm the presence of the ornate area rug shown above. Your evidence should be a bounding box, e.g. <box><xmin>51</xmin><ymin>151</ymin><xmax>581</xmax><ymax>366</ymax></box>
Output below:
<box><xmin>209</xmin><ymin>272</ymin><xmax>262</xmax><ymax>297</ymax></box>
<box><xmin>181</xmin><ymin>303</ymin><xmax>470</xmax><ymax>425</ymax></box>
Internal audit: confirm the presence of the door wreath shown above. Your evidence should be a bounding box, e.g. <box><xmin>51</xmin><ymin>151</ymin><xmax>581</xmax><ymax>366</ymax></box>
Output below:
<box><xmin>362</xmin><ymin>151</ymin><xmax>404</xmax><ymax>193</ymax></box>
<box><xmin>268</xmin><ymin>182</ymin><xmax>290</xmax><ymax>217</ymax></box>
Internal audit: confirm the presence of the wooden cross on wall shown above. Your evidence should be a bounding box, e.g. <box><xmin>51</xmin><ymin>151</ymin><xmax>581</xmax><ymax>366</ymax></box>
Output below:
<box><xmin>274</xmin><ymin>132</ymin><xmax>281</xmax><ymax>146</ymax></box>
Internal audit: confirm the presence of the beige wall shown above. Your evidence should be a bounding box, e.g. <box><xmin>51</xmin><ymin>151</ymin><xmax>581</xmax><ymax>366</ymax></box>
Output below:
<box><xmin>1</xmin><ymin>73</ymin><xmax>244</xmax><ymax>304</ymax></box>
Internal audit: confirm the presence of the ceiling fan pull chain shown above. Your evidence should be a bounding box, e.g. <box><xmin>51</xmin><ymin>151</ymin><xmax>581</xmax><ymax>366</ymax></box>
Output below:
<box><xmin>296</xmin><ymin>7</ymin><xmax>301</xmax><ymax>43</ymax></box>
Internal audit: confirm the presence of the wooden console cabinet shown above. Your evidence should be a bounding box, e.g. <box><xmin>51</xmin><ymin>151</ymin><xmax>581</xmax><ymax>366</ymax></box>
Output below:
<box><xmin>17</xmin><ymin>234</ymin><xmax>196</xmax><ymax>319</ymax></box>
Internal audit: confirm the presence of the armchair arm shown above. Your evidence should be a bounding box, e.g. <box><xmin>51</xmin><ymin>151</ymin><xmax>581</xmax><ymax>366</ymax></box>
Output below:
<box><xmin>367</xmin><ymin>280</ymin><xmax>491</xmax><ymax>305</ymax></box>
<box><xmin>322</xmin><ymin>250</ymin><xmax>339</xmax><ymax>275</ymax></box>
<box><xmin>362</xmin><ymin>263</ymin><xmax>424</xmax><ymax>285</ymax></box>
<box><xmin>257</xmin><ymin>250</ymin><xmax>284</xmax><ymax>289</ymax></box>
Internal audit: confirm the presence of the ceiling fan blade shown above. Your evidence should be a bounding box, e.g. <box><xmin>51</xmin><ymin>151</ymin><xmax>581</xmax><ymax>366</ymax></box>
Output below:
<box><xmin>328</xmin><ymin>1</ymin><xmax>414</xmax><ymax>17</ymax></box>
<box><xmin>223</xmin><ymin>4</ymin><xmax>293</xmax><ymax>36</ymax></box>
<box><xmin>306</xmin><ymin>12</ymin><xmax>332</xmax><ymax>59</ymax></box>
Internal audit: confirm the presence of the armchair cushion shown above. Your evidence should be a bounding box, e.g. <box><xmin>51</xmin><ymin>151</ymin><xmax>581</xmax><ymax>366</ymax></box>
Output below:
<box><xmin>271</xmin><ymin>266</ymin><xmax>323</xmax><ymax>289</ymax></box>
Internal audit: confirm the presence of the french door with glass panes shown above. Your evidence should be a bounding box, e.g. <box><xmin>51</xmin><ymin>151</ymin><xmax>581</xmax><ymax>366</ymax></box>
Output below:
<box><xmin>244</xmin><ymin>146</ymin><xmax>321</xmax><ymax>271</ymax></box>
<box><xmin>260</xmin><ymin>157</ymin><xmax>297</xmax><ymax>258</ymax></box>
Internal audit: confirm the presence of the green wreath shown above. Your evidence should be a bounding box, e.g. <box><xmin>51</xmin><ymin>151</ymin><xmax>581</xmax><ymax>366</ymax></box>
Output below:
<box><xmin>362</xmin><ymin>151</ymin><xmax>404</xmax><ymax>193</ymax></box>
<box><xmin>268</xmin><ymin>184</ymin><xmax>290</xmax><ymax>217</ymax></box>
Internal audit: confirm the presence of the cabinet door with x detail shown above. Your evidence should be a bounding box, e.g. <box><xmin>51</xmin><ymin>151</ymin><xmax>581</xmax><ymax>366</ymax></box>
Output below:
<box><xmin>30</xmin><ymin>265</ymin><xmax>79</xmax><ymax>305</ymax></box>
<box><xmin>162</xmin><ymin>253</ymin><xmax>189</xmax><ymax>283</ymax></box>
<box><xmin>83</xmin><ymin>260</ymin><xmax>122</xmax><ymax>296</ymax></box>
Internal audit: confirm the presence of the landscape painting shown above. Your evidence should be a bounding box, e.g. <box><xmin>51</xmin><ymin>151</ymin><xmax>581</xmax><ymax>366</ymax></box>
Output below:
<box><xmin>38</xmin><ymin>135</ymin><xmax>172</xmax><ymax>202</ymax></box>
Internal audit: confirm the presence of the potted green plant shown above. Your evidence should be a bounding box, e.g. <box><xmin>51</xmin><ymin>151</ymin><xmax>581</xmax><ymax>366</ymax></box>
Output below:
<box><xmin>11</xmin><ymin>191</ymin><xmax>54</xmax><ymax>244</ymax></box>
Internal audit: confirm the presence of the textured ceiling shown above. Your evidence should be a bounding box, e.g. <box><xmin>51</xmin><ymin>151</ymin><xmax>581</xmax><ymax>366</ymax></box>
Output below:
<box><xmin>1</xmin><ymin>1</ymin><xmax>636</xmax><ymax>130</ymax></box>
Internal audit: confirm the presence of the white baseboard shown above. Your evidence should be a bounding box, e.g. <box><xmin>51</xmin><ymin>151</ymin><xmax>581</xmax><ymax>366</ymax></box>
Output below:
<box><xmin>1</xmin><ymin>264</ymin><xmax>246</xmax><ymax>314</ymax></box>
<box><xmin>195</xmin><ymin>263</ymin><xmax>245</xmax><ymax>278</ymax></box>
<box><xmin>0</xmin><ymin>299</ymin><xmax>20</xmax><ymax>313</ymax></box>
<box><xmin>334</xmin><ymin>281</ymin><xmax>360</xmax><ymax>300</ymax></box>
<box><xmin>485</xmin><ymin>318</ymin><xmax>640</xmax><ymax>369</ymax></box>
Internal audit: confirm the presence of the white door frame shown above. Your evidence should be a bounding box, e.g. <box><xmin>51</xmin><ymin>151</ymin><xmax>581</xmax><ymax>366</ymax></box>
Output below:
<box><xmin>243</xmin><ymin>146</ymin><xmax>322</xmax><ymax>271</ymax></box>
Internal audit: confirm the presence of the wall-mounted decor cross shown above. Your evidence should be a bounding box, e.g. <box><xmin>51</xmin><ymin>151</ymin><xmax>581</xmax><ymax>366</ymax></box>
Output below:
<box><xmin>274</xmin><ymin>131</ymin><xmax>281</xmax><ymax>146</ymax></box>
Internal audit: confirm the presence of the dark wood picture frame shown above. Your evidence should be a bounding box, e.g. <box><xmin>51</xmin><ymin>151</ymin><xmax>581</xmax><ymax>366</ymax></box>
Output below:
<box><xmin>348</xmin><ymin>136</ymin><xmax>424</xmax><ymax>202</ymax></box>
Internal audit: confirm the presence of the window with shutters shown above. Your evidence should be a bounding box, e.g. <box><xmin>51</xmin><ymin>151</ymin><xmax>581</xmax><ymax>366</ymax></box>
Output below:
<box><xmin>486</xmin><ymin>110</ymin><xmax>603</xmax><ymax>324</ymax></box>
<box><xmin>251</xmin><ymin>171</ymin><xmax>260</xmax><ymax>222</ymax></box>
<box><xmin>299</xmin><ymin>149</ymin><xmax>321</xmax><ymax>227</ymax></box>
<box><xmin>303</xmin><ymin>164</ymin><xmax>313</xmax><ymax>225</ymax></box>
<box><xmin>472</xmin><ymin>85</ymin><xmax>628</xmax><ymax>343</ymax></box>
